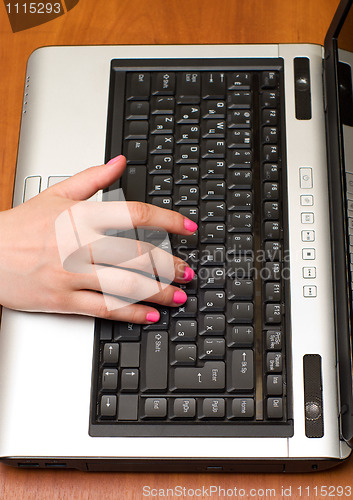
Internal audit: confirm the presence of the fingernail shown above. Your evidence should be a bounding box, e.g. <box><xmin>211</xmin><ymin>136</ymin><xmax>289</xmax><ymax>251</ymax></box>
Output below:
<box><xmin>146</xmin><ymin>311</ymin><xmax>160</xmax><ymax>323</ymax></box>
<box><xmin>183</xmin><ymin>266</ymin><xmax>195</xmax><ymax>281</ymax></box>
<box><xmin>173</xmin><ymin>290</ymin><xmax>187</xmax><ymax>304</ymax></box>
<box><xmin>184</xmin><ymin>219</ymin><xmax>198</xmax><ymax>232</ymax></box>
<box><xmin>107</xmin><ymin>155</ymin><xmax>124</xmax><ymax>165</ymax></box>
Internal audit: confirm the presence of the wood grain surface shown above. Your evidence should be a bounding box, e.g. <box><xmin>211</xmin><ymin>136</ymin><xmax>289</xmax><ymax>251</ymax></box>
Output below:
<box><xmin>1</xmin><ymin>0</ymin><xmax>352</xmax><ymax>498</ymax></box>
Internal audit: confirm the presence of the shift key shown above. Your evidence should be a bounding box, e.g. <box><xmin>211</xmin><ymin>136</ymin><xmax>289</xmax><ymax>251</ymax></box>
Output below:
<box><xmin>141</xmin><ymin>331</ymin><xmax>168</xmax><ymax>391</ymax></box>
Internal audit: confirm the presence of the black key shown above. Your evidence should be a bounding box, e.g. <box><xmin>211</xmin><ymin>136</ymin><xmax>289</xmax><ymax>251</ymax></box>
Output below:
<box><xmin>148</xmin><ymin>175</ymin><xmax>173</xmax><ymax>195</ymax></box>
<box><xmin>200</xmin><ymin>201</ymin><xmax>226</xmax><ymax>222</ymax></box>
<box><xmin>151</xmin><ymin>196</ymin><xmax>172</xmax><ymax>209</ymax></box>
<box><xmin>263</xmin><ymin>182</ymin><xmax>279</xmax><ymax>200</ymax></box>
<box><xmin>171</xmin><ymin>296</ymin><xmax>198</xmax><ymax>317</ymax></box>
<box><xmin>200</xmin><ymin>223</ymin><xmax>226</xmax><ymax>243</ymax></box>
<box><xmin>228</xmin><ymin>110</ymin><xmax>251</xmax><ymax>128</ymax></box>
<box><xmin>175</xmin><ymin>165</ymin><xmax>199</xmax><ymax>184</ymax></box>
<box><xmin>176</xmin><ymin>105</ymin><xmax>200</xmax><ymax>123</ymax></box>
<box><xmin>262</xmin><ymin>126</ymin><xmax>278</xmax><ymax>143</ymax></box>
<box><xmin>177</xmin><ymin>206</ymin><xmax>199</xmax><ymax>223</ymax></box>
<box><xmin>265</xmin><ymin>282</ymin><xmax>281</xmax><ymax>302</ymax></box>
<box><xmin>120</xmin><ymin>369</ymin><xmax>139</xmax><ymax>391</ymax></box>
<box><xmin>201</xmin><ymin>140</ymin><xmax>226</xmax><ymax>159</ymax></box>
<box><xmin>263</xmin><ymin>201</ymin><xmax>280</xmax><ymax>220</ymax></box>
<box><xmin>100</xmin><ymin>395</ymin><xmax>117</xmax><ymax>418</ymax></box>
<box><xmin>227</xmin><ymin>234</ymin><xmax>253</xmax><ymax>253</ymax></box>
<box><xmin>199</xmin><ymin>314</ymin><xmax>225</xmax><ymax>335</ymax></box>
<box><xmin>144</xmin><ymin>398</ymin><xmax>167</xmax><ymax>418</ymax></box>
<box><xmin>120</xmin><ymin>343</ymin><xmax>140</xmax><ymax>367</ymax></box>
<box><xmin>125</xmin><ymin>140</ymin><xmax>148</xmax><ymax>163</ymax></box>
<box><xmin>141</xmin><ymin>331</ymin><xmax>168</xmax><ymax>391</ymax></box>
<box><xmin>263</xmin><ymin>145</ymin><xmax>279</xmax><ymax>163</ymax></box>
<box><xmin>201</xmin><ymin>100</ymin><xmax>226</xmax><ymax>118</ymax></box>
<box><xmin>143</xmin><ymin>307</ymin><xmax>170</xmax><ymax>330</ymax></box>
<box><xmin>199</xmin><ymin>290</ymin><xmax>226</xmax><ymax>312</ymax></box>
<box><xmin>100</xmin><ymin>319</ymin><xmax>113</xmax><ymax>341</ymax></box>
<box><xmin>262</xmin><ymin>108</ymin><xmax>278</xmax><ymax>125</ymax></box>
<box><xmin>267</xmin><ymin>398</ymin><xmax>283</xmax><ymax>419</ymax></box>
<box><xmin>103</xmin><ymin>343</ymin><xmax>119</xmax><ymax>365</ymax></box>
<box><xmin>228</xmin><ymin>72</ymin><xmax>251</xmax><ymax>90</ymax></box>
<box><xmin>178</xmin><ymin>273</ymin><xmax>198</xmax><ymax>294</ymax></box>
<box><xmin>176</xmin><ymin>124</ymin><xmax>200</xmax><ymax>143</ymax></box>
<box><xmin>117</xmin><ymin>394</ymin><xmax>138</xmax><ymax>420</ymax></box>
<box><xmin>174</xmin><ymin>185</ymin><xmax>199</xmax><ymax>205</ymax></box>
<box><xmin>102</xmin><ymin>368</ymin><xmax>118</xmax><ymax>390</ymax></box>
<box><xmin>150</xmin><ymin>135</ymin><xmax>174</xmax><ymax>154</ymax></box>
<box><xmin>265</xmin><ymin>304</ymin><xmax>282</xmax><ymax>324</ymax></box>
<box><xmin>264</xmin><ymin>241</ymin><xmax>282</xmax><ymax>260</ymax></box>
<box><xmin>267</xmin><ymin>375</ymin><xmax>283</xmax><ymax>395</ymax></box>
<box><xmin>266</xmin><ymin>329</ymin><xmax>282</xmax><ymax>350</ymax></box>
<box><xmin>264</xmin><ymin>221</ymin><xmax>280</xmax><ymax>240</ymax></box>
<box><xmin>126</xmin><ymin>101</ymin><xmax>149</xmax><ymax>119</ymax></box>
<box><xmin>148</xmin><ymin>155</ymin><xmax>173</xmax><ymax>174</ymax></box>
<box><xmin>171</xmin><ymin>361</ymin><xmax>225</xmax><ymax>391</ymax></box>
<box><xmin>228</xmin><ymin>169</ymin><xmax>252</xmax><ymax>189</ymax></box>
<box><xmin>264</xmin><ymin>262</ymin><xmax>281</xmax><ymax>280</ymax></box>
<box><xmin>173</xmin><ymin>344</ymin><xmax>197</xmax><ymax>364</ymax></box>
<box><xmin>177</xmin><ymin>72</ymin><xmax>201</xmax><ymax>104</ymax></box>
<box><xmin>151</xmin><ymin>72</ymin><xmax>175</xmax><ymax>95</ymax></box>
<box><xmin>227</xmin><ymin>302</ymin><xmax>253</xmax><ymax>323</ymax></box>
<box><xmin>174</xmin><ymin>232</ymin><xmax>198</xmax><ymax>248</ymax></box>
<box><xmin>228</xmin><ymin>130</ymin><xmax>252</xmax><ymax>149</ymax></box>
<box><xmin>228</xmin><ymin>190</ymin><xmax>253</xmax><ymax>211</ymax></box>
<box><xmin>227</xmin><ymin>278</ymin><xmax>254</xmax><ymax>300</ymax></box>
<box><xmin>171</xmin><ymin>319</ymin><xmax>197</xmax><ymax>341</ymax></box>
<box><xmin>113</xmin><ymin>322</ymin><xmax>141</xmax><ymax>341</ymax></box>
<box><xmin>261</xmin><ymin>71</ymin><xmax>278</xmax><ymax>89</ymax></box>
<box><xmin>227</xmin><ymin>325</ymin><xmax>254</xmax><ymax>347</ymax></box>
<box><xmin>263</xmin><ymin>163</ymin><xmax>279</xmax><ymax>181</ymax></box>
<box><xmin>228</xmin><ymin>212</ymin><xmax>253</xmax><ymax>232</ymax></box>
<box><xmin>121</xmin><ymin>165</ymin><xmax>146</xmax><ymax>202</ymax></box>
<box><xmin>229</xmin><ymin>349</ymin><xmax>254</xmax><ymax>391</ymax></box>
<box><xmin>175</xmin><ymin>145</ymin><xmax>199</xmax><ymax>163</ymax></box>
<box><xmin>199</xmin><ymin>338</ymin><xmax>225</xmax><ymax>359</ymax></box>
<box><xmin>231</xmin><ymin>398</ymin><xmax>254</xmax><ymax>418</ymax></box>
<box><xmin>151</xmin><ymin>96</ymin><xmax>175</xmax><ymax>114</ymax></box>
<box><xmin>261</xmin><ymin>91</ymin><xmax>279</xmax><ymax>108</ymax></box>
<box><xmin>201</xmin><ymin>180</ymin><xmax>226</xmax><ymax>200</ymax></box>
<box><xmin>227</xmin><ymin>91</ymin><xmax>252</xmax><ymax>109</ymax></box>
<box><xmin>201</xmin><ymin>159</ymin><xmax>226</xmax><ymax>179</ymax></box>
<box><xmin>267</xmin><ymin>352</ymin><xmax>283</xmax><ymax>372</ymax></box>
<box><xmin>125</xmin><ymin>120</ymin><xmax>148</xmax><ymax>139</ymax></box>
<box><xmin>126</xmin><ymin>72</ymin><xmax>150</xmax><ymax>100</ymax></box>
<box><xmin>199</xmin><ymin>267</ymin><xmax>226</xmax><ymax>288</ymax></box>
<box><xmin>150</xmin><ymin>115</ymin><xmax>174</xmax><ymax>134</ymax></box>
<box><xmin>200</xmin><ymin>245</ymin><xmax>225</xmax><ymax>265</ymax></box>
<box><xmin>202</xmin><ymin>72</ymin><xmax>226</xmax><ymax>98</ymax></box>
<box><xmin>228</xmin><ymin>256</ymin><xmax>254</xmax><ymax>278</ymax></box>
<box><xmin>173</xmin><ymin>398</ymin><xmax>196</xmax><ymax>418</ymax></box>
<box><xmin>227</xmin><ymin>149</ymin><xmax>252</xmax><ymax>168</ymax></box>
<box><xmin>201</xmin><ymin>398</ymin><xmax>225</xmax><ymax>418</ymax></box>
<box><xmin>201</xmin><ymin>120</ymin><xmax>226</xmax><ymax>139</ymax></box>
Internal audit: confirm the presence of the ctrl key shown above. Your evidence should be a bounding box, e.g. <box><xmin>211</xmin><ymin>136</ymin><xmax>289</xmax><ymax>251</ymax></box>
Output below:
<box><xmin>100</xmin><ymin>395</ymin><xmax>117</xmax><ymax>418</ymax></box>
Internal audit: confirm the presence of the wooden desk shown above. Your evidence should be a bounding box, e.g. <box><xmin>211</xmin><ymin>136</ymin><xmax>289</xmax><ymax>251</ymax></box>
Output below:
<box><xmin>1</xmin><ymin>0</ymin><xmax>352</xmax><ymax>497</ymax></box>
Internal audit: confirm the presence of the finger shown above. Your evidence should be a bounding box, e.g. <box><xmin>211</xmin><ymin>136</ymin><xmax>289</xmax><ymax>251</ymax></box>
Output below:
<box><xmin>89</xmin><ymin>236</ymin><xmax>194</xmax><ymax>283</ymax></box>
<box><xmin>50</xmin><ymin>155</ymin><xmax>126</xmax><ymax>201</ymax></box>
<box><xmin>75</xmin><ymin>265</ymin><xmax>188</xmax><ymax>307</ymax></box>
<box><xmin>68</xmin><ymin>290</ymin><xmax>162</xmax><ymax>324</ymax></box>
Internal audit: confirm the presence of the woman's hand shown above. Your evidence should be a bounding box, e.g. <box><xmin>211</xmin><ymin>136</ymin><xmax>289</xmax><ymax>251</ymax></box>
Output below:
<box><xmin>0</xmin><ymin>155</ymin><xmax>197</xmax><ymax>324</ymax></box>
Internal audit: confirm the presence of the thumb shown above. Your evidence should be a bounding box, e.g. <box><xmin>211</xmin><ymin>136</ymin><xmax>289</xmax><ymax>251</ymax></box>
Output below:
<box><xmin>51</xmin><ymin>155</ymin><xmax>126</xmax><ymax>201</ymax></box>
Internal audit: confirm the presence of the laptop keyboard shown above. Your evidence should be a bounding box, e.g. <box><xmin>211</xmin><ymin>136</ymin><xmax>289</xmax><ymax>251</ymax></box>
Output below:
<box><xmin>90</xmin><ymin>59</ymin><xmax>292</xmax><ymax>437</ymax></box>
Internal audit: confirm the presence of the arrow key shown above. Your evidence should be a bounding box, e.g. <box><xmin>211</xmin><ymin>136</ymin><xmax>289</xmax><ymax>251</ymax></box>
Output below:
<box><xmin>121</xmin><ymin>369</ymin><xmax>139</xmax><ymax>391</ymax></box>
<box><xmin>100</xmin><ymin>395</ymin><xmax>117</xmax><ymax>418</ymax></box>
<box><xmin>103</xmin><ymin>343</ymin><xmax>119</xmax><ymax>365</ymax></box>
<box><xmin>102</xmin><ymin>368</ymin><xmax>118</xmax><ymax>390</ymax></box>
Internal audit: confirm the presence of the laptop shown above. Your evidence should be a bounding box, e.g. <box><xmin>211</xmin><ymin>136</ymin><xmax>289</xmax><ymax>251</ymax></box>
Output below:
<box><xmin>0</xmin><ymin>0</ymin><xmax>352</xmax><ymax>473</ymax></box>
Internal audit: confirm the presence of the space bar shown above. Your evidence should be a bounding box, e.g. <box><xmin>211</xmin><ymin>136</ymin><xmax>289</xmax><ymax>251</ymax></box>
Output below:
<box><xmin>122</xmin><ymin>165</ymin><xmax>146</xmax><ymax>202</ymax></box>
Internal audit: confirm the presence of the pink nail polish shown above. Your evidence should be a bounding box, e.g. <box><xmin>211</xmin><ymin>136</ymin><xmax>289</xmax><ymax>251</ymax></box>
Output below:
<box><xmin>107</xmin><ymin>155</ymin><xmax>124</xmax><ymax>165</ymax></box>
<box><xmin>184</xmin><ymin>219</ymin><xmax>198</xmax><ymax>232</ymax></box>
<box><xmin>173</xmin><ymin>290</ymin><xmax>187</xmax><ymax>304</ymax></box>
<box><xmin>183</xmin><ymin>266</ymin><xmax>195</xmax><ymax>281</ymax></box>
<box><xmin>146</xmin><ymin>311</ymin><xmax>160</xmax><ymax>323</ymax></box>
